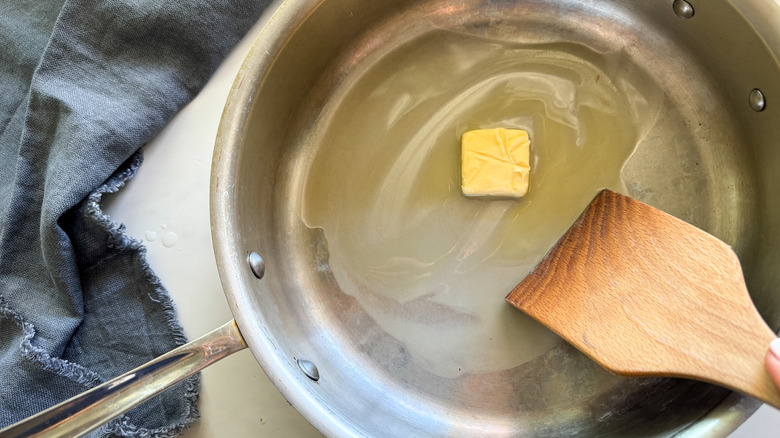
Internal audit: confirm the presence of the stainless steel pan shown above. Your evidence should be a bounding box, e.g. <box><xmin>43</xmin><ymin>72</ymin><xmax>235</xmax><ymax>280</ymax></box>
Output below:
<box><xmin>4</xmin><ymin>0</ymin><xmax>780</xmax><ymax>436</ymax></box>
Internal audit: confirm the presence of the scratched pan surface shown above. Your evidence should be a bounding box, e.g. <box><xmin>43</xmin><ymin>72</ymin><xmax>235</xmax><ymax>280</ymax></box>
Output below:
<box><xmin>211</xmin><ymin>0</ymin><xmax>780</xmax><ymax>436</ymax></box>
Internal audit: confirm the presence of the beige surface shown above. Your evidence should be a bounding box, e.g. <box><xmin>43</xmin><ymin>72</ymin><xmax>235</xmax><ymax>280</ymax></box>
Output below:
<box><xmin>102</xmin><ymin>6</ymin><xmax>321</xmax><ymax>437</ymax></box>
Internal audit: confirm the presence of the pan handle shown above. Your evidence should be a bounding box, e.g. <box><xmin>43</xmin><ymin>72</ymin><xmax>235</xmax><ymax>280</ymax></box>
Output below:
<box><xmin>0</xmin><ymin>320</ymin><xmax>247</xmax><ymax>438</ymax></box>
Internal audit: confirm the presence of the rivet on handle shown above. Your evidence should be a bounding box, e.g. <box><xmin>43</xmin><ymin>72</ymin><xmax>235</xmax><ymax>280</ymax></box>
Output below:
<box><xmin>672</xmin><ymin>0</ymin><xmax>694</xmax><ymax>19</ymax></box>
<box><xmin>297</xmin><ymin>358</ymin><xmax>320</xmax><ymax>381</ymax></box>
<box><xmin>749</xmin><ymin>88</ymin><xmax>766</xmax><ymax>112</ymax></box>
<box><xmin>248</xmin><ymin>252</ymin><xmax>265</xmax><ymax>279</ymax></box>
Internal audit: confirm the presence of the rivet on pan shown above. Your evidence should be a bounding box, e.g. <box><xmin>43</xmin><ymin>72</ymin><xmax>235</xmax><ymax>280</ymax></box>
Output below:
<box><xmin>672</xmin><ymin>0</ymin><xmax>694</xmax><ymax>19</ymax></box>
<box><xmin>297</xmin><ymin>358</ymin><xmax>320</xmax><ymax>381</ymax></box>
<box><xmin>749</xmin><ymin>88</ymin><xmax>766</xmax><ymax>112</ymax></box>
<box><xmin>247</xmin><ymin>252</ymin><xmax>265</xmax><ymax>279</ymax></box>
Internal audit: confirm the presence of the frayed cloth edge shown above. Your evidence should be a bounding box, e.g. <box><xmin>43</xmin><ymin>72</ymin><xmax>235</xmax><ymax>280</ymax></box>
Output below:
<box><xmin>0</xmin><ymin>296</ymin><xmax>104</xmax><ymax>388</ymax></box>
<box><xmin>0</xmin><ymin>151</ymin><xmax>200</xmax><ymax>437</ymax></box>
<box><xmin>81</xmin><ymin>151</ymin><xmax>201</xmax><ymax>437</ymax></box>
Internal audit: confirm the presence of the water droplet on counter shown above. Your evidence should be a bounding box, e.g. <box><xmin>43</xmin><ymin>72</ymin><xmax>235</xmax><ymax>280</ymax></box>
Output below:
<box><xmin>162</xmin><ymin>231</ymin><xmax>178</xmax><ymax>248</ymax></box>
<box><xmin>161</xmin><ymin>223</ymin><xmax>168</xmax><ymax>230</ymax></box>
<box><xmin>145</xmin><ymin>231</ymin><xmax>158</xmax><ymax>242</ymax></box>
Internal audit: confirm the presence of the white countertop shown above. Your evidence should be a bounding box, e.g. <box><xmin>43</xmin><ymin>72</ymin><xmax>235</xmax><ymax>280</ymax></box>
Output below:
<box><xmin>102</xmin><ymin>8</ymin><xmax>780</xmax><ymax>437</ymax></box>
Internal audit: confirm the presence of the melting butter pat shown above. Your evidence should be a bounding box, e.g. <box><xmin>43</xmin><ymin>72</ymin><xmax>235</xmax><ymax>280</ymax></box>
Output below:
<box><xmin>461</xmin><ymin>128</ymin><xmax>531</xmax><ymax>197</ymax></box>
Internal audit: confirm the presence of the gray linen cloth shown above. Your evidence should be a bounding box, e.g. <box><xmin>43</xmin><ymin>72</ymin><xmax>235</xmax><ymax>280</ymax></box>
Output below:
<box><xmin>0</xmin><ymin>0</ymin><xmax>270</xmax><ymax>436</ymax></box>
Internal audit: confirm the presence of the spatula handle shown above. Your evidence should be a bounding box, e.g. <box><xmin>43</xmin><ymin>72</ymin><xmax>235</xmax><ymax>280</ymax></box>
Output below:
<box><xmin>712</xmin><ymin>328</ymin><xmax>780</xmax><ymax>409</ymax></box>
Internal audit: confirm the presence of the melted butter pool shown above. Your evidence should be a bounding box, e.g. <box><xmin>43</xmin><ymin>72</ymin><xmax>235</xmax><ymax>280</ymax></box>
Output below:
<box><xmin>300</xmin><ymin>30</ymin><xmax>662</xmax><ymax>378</ymax></box>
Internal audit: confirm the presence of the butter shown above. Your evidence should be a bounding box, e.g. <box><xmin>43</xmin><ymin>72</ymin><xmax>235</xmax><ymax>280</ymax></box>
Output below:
<box><xmin>461</xmin><ymin>128</ymin><xmax>531</xmax><ymax>197</ymax></box>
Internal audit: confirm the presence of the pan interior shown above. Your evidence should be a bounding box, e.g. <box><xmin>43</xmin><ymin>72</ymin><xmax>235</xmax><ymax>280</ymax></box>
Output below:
<box><xmin>233</xmin><ymin>0</ymin><xmax>776</xmax><ymax>436</ymax></box>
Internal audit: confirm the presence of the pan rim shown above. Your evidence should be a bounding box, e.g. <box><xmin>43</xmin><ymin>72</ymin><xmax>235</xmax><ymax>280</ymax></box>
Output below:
<box><xmin>210</xmin><ymin>1</ymin><xmax>358</xmax><ymax>437</ymax></box>
<box><xmin>209</xmin><ymin>0</ymin><xmax>775</xmax><ymax>436</ymax></box>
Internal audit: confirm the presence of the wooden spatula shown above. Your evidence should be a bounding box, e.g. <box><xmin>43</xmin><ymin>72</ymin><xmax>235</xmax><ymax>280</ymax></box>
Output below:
<box><xmin>506</xmin><ymin>189</ymin><xmax>780</xmax><ymax>408</ymax></box>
